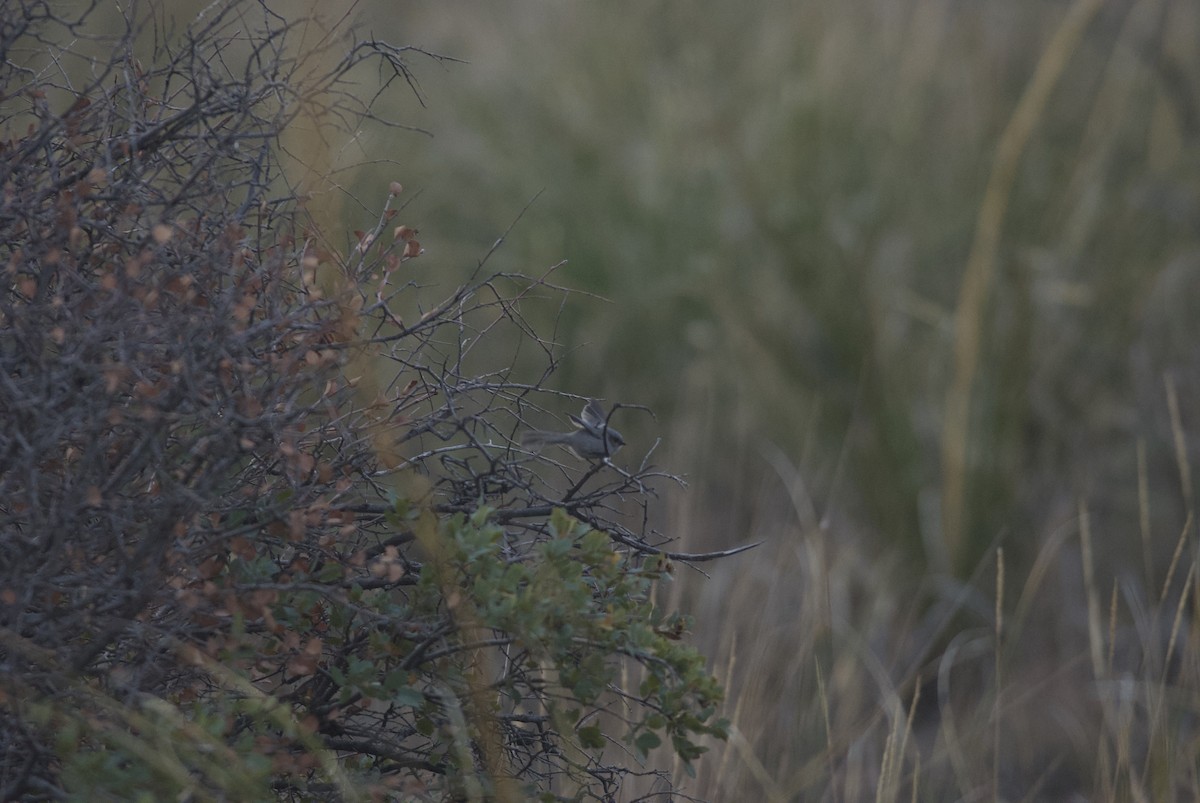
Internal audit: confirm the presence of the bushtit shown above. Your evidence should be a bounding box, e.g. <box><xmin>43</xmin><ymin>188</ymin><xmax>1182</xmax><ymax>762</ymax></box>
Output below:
<box><xmin>521</xmin><ymin>399</ymin><xmax>625</xmax><ymax>460</ymax></box>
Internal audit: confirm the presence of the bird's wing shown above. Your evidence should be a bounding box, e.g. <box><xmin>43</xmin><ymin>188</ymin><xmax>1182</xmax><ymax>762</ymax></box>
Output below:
<box><xmin>579</xmin><ymin>399</ymin><xmax>607</xmax><ymax>429</ymax></box>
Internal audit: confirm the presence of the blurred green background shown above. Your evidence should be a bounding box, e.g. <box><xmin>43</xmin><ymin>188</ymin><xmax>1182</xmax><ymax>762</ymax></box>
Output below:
<box><xmin>365</xmin><ymin>0</ymin><xmax>1200</xmax><ymax>568</ymax></box>
<box><xmin>334</xmin><ymin>0</ymin><xmax>1200</xmax><ymax>796</ymax></box>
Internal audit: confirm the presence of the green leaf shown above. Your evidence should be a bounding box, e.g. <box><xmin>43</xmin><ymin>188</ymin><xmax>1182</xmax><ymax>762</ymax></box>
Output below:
<box><xmin>579</xmin><ymin>528</ymin><xmax>608</xmax><ymax>554</ymax></box>
<box><xmin>549</xmin><ymin>507</ymin><xmax>576</xmax><ymax>537</ymax></box>
<box><xmin>394</xmin><ymin>685</ymin><xmax>425</xmax><ymax>707</ymax></box>
<box><xmin>634</xmin><ymin>730</ymin><xmax>661</xmax><ymax>758</ymax></box>
<box><xmin>577</xmin><ymin>725</ymin><xmax>605</xmax><ymax>750</ymax></box>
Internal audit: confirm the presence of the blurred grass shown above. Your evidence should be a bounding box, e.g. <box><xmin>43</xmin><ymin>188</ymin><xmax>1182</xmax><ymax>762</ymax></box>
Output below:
<box><xmin>376</xmin><ymin>0</ymin><xmax>1200</xmax><ymax>563</ymax></box>
<box><xmin>354</xmin><ymin>0</ymin><xmax>1200</xmax><ymax>798</ymax></box>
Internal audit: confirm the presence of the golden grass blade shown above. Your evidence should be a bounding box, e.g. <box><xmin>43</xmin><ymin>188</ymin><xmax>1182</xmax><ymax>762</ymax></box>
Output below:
<box><xmin>940</xmin><ymin>0</ymin><xmax>1105</xmax><ymax>560</ymax></box>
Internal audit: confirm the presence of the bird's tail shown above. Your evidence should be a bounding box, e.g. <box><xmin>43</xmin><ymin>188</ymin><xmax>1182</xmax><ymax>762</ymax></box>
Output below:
<box><xmin>520</xmin><ymin>430</ymin><xmax>569</xmax><ymax>451</ymax></box>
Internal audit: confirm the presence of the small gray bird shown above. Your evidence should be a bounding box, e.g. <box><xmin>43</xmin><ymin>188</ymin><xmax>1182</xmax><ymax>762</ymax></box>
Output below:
<box><xmin>521</xmin><ymin>399</ymin><xmax>625</xmax><ymax>460</ymax></box>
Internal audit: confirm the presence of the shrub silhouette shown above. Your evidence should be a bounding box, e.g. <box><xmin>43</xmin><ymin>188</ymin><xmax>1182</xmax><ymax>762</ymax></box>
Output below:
<box><xmin>0</xmin><ymin>3</ymin><xmax>734</xmax><ymax>800</ymax></box>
